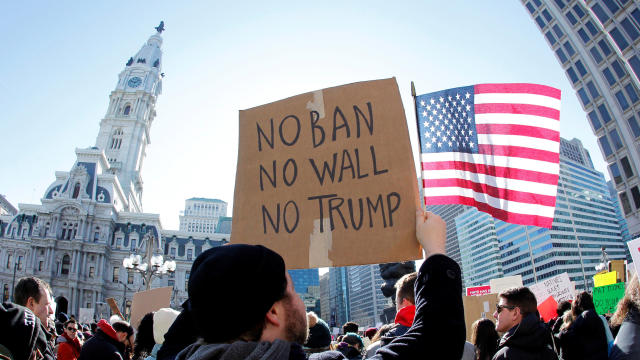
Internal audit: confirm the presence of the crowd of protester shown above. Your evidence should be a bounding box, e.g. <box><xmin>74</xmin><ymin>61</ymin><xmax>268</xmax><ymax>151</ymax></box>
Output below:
<box><xmin>2</xmin><ymin>210</ymin><xmax>640</xmax><ymax>359</ymax></box>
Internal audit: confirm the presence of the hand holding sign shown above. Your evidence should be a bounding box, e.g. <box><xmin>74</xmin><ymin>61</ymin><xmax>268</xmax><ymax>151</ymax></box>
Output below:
<box><xmin>416</xmin><ymin>209</ymin><xmax>446</xmax><ymax>257</ymax></box>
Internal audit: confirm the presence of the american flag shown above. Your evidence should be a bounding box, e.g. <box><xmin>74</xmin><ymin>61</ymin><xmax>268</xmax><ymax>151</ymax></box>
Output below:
<box><xmin>416</xmin><ymin>83</ymin><xmax>561</xmax><ymax>228</ymax></box>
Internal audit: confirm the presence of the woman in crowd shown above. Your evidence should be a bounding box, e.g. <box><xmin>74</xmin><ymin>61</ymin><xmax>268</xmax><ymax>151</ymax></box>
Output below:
<box><xmin>609</xmin><ymin>273</ymin><xmax>640</xmax><ymax>360</ymax></box>
<box><xmin>470</xmin><ymin>318</ymin><xmax>498</xmax><ymax>360</ymax></box>
<box><xmin>557</xmin><ymin>291</ymin><xmax>608</xmax><ymax>360</ymax></box>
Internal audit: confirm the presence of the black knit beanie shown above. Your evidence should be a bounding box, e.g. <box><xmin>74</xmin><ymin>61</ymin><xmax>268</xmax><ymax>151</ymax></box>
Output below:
<box><xmin>0</xmin><ymin>302</ymin><xmax>41</xmax><ymax>360</ymax></box>
<box><xmin>188</xmin><ymin>244</ymin><xmax>288</xmax><ymax>343</ymax></box>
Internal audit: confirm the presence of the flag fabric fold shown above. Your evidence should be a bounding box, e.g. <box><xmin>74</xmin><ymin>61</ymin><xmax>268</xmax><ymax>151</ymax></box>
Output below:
<box><xmin>416</xmin><ymin>83</ymin><xmax>561</xmax><ymax>228</ymax></box>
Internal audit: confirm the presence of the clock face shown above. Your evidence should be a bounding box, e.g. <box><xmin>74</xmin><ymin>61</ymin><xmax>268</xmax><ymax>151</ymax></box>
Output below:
<box><xmin>127</xmin><ymin>77</ymin><xmax>142</xmax><ymax>88</ymax></box>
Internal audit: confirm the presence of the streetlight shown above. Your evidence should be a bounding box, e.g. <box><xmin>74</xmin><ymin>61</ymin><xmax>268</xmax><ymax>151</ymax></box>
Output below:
<box><xmin>123</xmin><ymin>233</ymin><xmax>176</xmax><ymax>290</ymax></box>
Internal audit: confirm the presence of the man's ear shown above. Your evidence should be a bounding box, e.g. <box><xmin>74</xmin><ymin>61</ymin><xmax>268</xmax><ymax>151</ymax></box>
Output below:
<box><xmin>26</xmin><ymin>297</ymin><xmax>36</xmax><ymax>309</ymax></box>
<box><xmin>265</xmin><ymin>301</ymin><xmax>283</xmax><ymax>327</ymax></box>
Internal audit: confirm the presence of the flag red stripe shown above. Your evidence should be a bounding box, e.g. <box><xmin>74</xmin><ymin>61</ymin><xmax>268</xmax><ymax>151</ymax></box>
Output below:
<box><xmin>422</xmin><ymin>178</ymin><xmax>557</xmax><ymax>206</ymax></box>
<box><xmin>475</xmin><ymin>83</ymin><xmax>561</xmax><ymax>99</ymax></box>
<box><xmin>421</xmin><ymin>160</ymin><xmax>559</xmax><ymax>185</ymax></box>
<box><xmin>475</xmin><ymin>103</ymin><xmax>560</xmax><ymax>120</ymax></box>
<box><xmin>476</xmin><ymin>124</ymin><xmax>560</xmax><ymax>141</ymax></box>
<box><xmin>425</xmin><ymin>195</ymin><xmax>553</xmax><ymax>228</ymax></box>
<box><xmin>478</xmin><ymin>144</ymin><xmax>559</xmax><ymax>163</ymax></box>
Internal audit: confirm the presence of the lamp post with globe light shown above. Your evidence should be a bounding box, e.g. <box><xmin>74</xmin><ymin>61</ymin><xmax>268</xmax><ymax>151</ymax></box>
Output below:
<box><xmin>123</xmin><ymin>232</ymin><xmax>176</xmax><ymax>291</ymax></box>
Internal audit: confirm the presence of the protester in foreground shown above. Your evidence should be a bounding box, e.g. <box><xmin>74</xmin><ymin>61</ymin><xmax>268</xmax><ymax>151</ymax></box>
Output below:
<box><xmin>557</xmin><ymin>291</ymin><xmax>608</xmax><ymax>360</ymax></box>
<box><xmin>491</xmin><ymin>287</ymin><xmax>557</xmax><ymax>360</ymax></box>
<box><xmin>0</xmin><ymin>302</ymin><xmax>47</xmax><ymax>360</ymax></box>
<box><xmin>304</xmin><ymin>312</ymin><xmax>332</xmax><ymax>354</ymax></box>
<box><xmin>471</xmin><ymin>318</ymin><xmax>498</xmax><ymax>360</ymax></box>
<box><xmin>14</xmin><ymin>276</ymin><xmax>56</xmax><ymax>360</ymax></box>
<box><xmin>366</xmin><ymin>272</ymin><xmax>418</xmax><ymax>356</ymax></box>
<box><xmin>57</xmin><ymin>318</ymin><xmax>83</xmax><ymax>360</ymax></box>
<box><xmin>142</xmin><ymin>308</ymin><xmax>180</xmax><ymax>360</ymax></box>
<box><xmin>609</xmin><ymin>273</ymin><xmax>640</xmax><ymax>360</ymax></box>
<box><xmin>173</xmin><ymin>209</ymin><xmax>464</xmax><ymax>359</ymax></box>
<box><xmin>78</xmin><ymin>319</ymin><xmax>133</xmax><ymax>360</ymax></box>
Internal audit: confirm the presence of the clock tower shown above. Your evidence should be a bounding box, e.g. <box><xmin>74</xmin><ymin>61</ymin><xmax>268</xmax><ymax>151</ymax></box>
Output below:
<box><xmin>94</xmin><ymin>22</ymin><xmax>165</xmax><ymax>212</ymax></box>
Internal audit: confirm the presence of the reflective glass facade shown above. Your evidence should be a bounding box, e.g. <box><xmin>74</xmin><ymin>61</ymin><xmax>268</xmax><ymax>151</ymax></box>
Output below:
<box><xmin>457</xmin><ymin>138</ymin><xmax>627</xmax><ymax>290</ymax></box>
<box><xmin>522</xmin><ymin>0</ymin><xmax>640</xmax><ymax>237</ymax></box>
<box><xmin>347</xmin><ymin>265</ymin><xmax>389</xmax><ymax>328</ymax></box>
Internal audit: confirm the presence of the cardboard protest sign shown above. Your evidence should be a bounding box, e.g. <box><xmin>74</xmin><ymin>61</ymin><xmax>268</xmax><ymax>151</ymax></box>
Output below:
<box><xmin>105</xmin><ymin>298</ymin><xmax>124</xmax><ymax>320</ymax></box>
<box><xmin>78</xmin><ymin>308</ymin><xmax>94</xmax><ymax>324</ymax></box>
<box><xmin>129</xmin><ymin>287</ymin><xmax>172</xmax><ymax>329</ymax></box>
<box><xmin>232</xmin><ymin>78</ymin><xmax>421</xmax><ymax>268</ymax></box>
<box><xmin>489</xmin><ymin>275</ymin><xmax>523</xmax><ymax>294</ymax></box>
<box><xmin>627</xmin><ymin>237</ymin><xmax>640</xmax><ymax>278</ymax></box>
<box><xmin>610</xmin><ymin>260</ymin><xmax>626</xmax><ymax>282</ymax></box>
<box><xmin>537</xmin><ymin>296</ymin><xmax>558</xmax><ymax>322</ymax></box>
<box><xmin>463</xmin><ymin>293</ymin><xmax>498</xmax><ymax>341</ymax></box>
<box><xmin>466</xmin><ymin>285</ymin><xmax>491</xmax><ymax>296</ymax></box>
<box><xmin>529</xmin><ymin>272</ymin><xmax>575</xmax><ymax>305</ymax></box>
<box><xmin>593</xmin><ymin>282</ymin><xmax>625</xmax><ymax>315</ymax></box>
<box><xmin>594</xmin><ymin>271</ymin><xmax>617</xmax><ymax>287</ymax></box>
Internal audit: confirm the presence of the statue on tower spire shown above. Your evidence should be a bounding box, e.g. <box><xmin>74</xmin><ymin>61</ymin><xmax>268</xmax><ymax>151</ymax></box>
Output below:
<box><xmin>155</xmin><ymin>21</ymin><xmax>165</xmax><ymax>34</ymax></box>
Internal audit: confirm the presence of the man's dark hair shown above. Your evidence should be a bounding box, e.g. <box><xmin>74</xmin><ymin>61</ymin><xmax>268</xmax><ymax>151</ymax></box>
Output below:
<box><xmin>342</xmin><ymin>321</ymin><xmax>359</xmax><ymax>334</ymax></box>
<box><xmin>112</xmin><ymin>321</ymin><xmax>134</xmax><ymax>337</ymax></box>
<box><xmin>395</xmin><ymin>272</ymin><xmax>417</xmax><ymax>305</ymax></box>
<box><xmin>14</xmin><ymin>277</ymin><xmax>50</xmax><ymax>306</ymax></box>
<box><xmin>572</xmin><ymin>291</ymin><xmax>595</xmax><ymax>316</ymax></box>
<box><xmin>498</xmin><ymin>287</ymin><xmax>537</xmax><ymax>316</ymax></box>
<box><xmin>556</xmin><ymin>300</ymin><xmax>571</xmax><ymax>317</ymax></box>
<box><xmin>64</xmin><ymin>319</ymin><xmax>76</xmax><ymax>328</ymax></box>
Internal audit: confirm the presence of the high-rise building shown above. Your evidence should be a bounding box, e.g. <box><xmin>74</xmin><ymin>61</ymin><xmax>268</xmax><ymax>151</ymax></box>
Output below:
<box><xmin>328</xmin><ymin>266</ymin><xmax>350</xmax><ymax>328</ymax></box>
<box><xmin>319</xmin><ymin>272</ymin><xmax>330</xmax><ymax>321</ymax></box>
<box><xmin>288</xmin><ymin>268</ymin><xmax>320</xmax><ymax>313</ymax></box>
<box><xmin>179</xmin><ymin>198</ymin><xmax>228</xmax><ymax>235</ymax></box>
<box><xmin>427</xmin><ymin>204</ymin><xmax>468</xmax><ymax>280</ymax></box>
<box><xmin>458</xmin><ymin>137</ymin><xmax>628</xmax><ymax>290</ymax></box>
<box><xmin>347</xmin><ymin>264</ymin><xmax>389</xmax><ymax>328</ymax></box>
<box><xmin>521</xmin><ymin>0</ymin><xmax>640</xmax><ymax>237</ymax></box>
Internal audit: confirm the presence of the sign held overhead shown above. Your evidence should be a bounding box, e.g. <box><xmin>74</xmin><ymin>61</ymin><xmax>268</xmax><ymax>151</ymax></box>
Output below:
<box><xmin>232</xmin><ymin>78</ymin><xmax>421</xmax><ymax>269</ymax></box>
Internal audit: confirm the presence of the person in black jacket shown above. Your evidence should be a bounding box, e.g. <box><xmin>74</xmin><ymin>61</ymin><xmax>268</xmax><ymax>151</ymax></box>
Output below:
<box><xmin>78</xmin><ymin>319</ymin><xmax>133</xmax><ymax>360</ymax></box>
<box><xmin>170</xmin><ymin>209</ymin><xmax>465</xmax><ymax>360</ymax></box>
<box><xmin>492</xmin><ymin>287</ymin><xmax>558</xmax><ymax>360</ymax></box>
<box><xmin>557</xmin><ymin>291</ymin><xmax>608</xmax><ymax>360</ymax></box>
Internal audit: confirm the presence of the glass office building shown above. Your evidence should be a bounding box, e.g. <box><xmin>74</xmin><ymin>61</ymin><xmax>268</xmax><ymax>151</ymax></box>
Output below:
<box><xmin>521</xmin><ymin>0</ymin><xmax>640</xmax><ymax>238</ymax></box>
<box><xmin>458</xmin><ymin>138</ymin><xmax>627</xmax><ymax>290</ymax></box>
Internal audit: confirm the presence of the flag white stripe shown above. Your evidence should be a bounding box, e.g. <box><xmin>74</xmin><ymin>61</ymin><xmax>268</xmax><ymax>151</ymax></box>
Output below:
<box><xmin>423</xmin><ymin>187</ymin><xmax>557</xmax><ymax>217</ymax></box>
<box><xmin>475</xmin><ymin>93</ymin><xmax>561</xmax><ymax>110</ymax></box>
<box><xmin>475</xmin><ymin>113</ymin><xmax>559</xmax><ymax>132</ymax></box>
<box><xmin>477</xmin><ymin>134</ymin><xmax>559</xmax><ymax>152</ymax></box>
<box><xmin>421</xmin><ymin>169</ymin><xmax>559</xmax><ymax>196</ymax></box>
<box><xmin>420</xmin><ymin>152</ymin><xmax>560</xmax><ymax>174</ymax></box>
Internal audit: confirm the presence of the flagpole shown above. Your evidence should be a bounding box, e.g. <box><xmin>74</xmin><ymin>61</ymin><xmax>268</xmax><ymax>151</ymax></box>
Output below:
<box><xmin>411</xmin><ymin>81</ymin><xmax>425</xmax><ymax>211</ymax></box>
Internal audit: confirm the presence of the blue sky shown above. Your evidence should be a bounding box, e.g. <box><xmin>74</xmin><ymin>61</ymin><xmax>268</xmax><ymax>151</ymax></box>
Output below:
<box><xmin>0</xmin><ymin>1</ymin><xmax>606</xmax><ymax>230</ymax></box>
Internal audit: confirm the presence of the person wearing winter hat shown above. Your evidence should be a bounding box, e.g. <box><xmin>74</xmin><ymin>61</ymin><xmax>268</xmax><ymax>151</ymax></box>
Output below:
<box><xmin>172</xmin><ymin>209</ymin><xmax>465</xmax><ymax>360</ymax></box>
<box><xmin>141</xmin><ymin>308</ymin><xmax>179</xmax><ymax>360</ymax></box>
<box><xmin>337</xmin><ymin>333</ymin><xmax>364</xmax><ymax>360</ymax></box>
<box><xmin>0</xmin><ymin>302</ymin><xmax>47</xmax><ymax>360</ymax></box>
<box><xmin>78</xmin><ymin>319</ymin><xmax>133</xmax><ymax>360</ymax></box>
<box><xmin>57</xmin><ymin>319</ymin><xmax>82</xmax><ymax>360</ymax></box>
<box><xmin>304</xmin><ymin>312</ymin><xmax>332</xmax><ymax>353</ymax></box>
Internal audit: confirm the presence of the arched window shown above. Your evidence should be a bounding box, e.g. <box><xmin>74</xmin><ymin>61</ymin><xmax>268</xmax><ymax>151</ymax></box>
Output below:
<box><xmin>61</xmin><ymin>222</ymin><xmax>67</xmax><ymax>240</ymax></box>
<box><xmin>123</xmin><ymin>104</ymin><xmax>131</xmax><ymax>116</ymax></box>
<box><xmin>61</xmin><ymin>255</ymin><xmax>71</xmax><ymax>275</ymax></box>
<box><xmin>110</xmin><ymin>128</ymin><xmax>124</xmax><ymax>150</ymax></box>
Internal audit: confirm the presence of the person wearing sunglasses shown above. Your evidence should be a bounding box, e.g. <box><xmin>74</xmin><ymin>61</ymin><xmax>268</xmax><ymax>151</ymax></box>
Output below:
<box><xmin>492</xmin><ymin>287</ymin><xmax>558</xmax><ymax>360</ymax></box>
<box><xmin>57</xmin><ymin>319</ymin><xmax>82</xmax><ymax>360</ymax></box>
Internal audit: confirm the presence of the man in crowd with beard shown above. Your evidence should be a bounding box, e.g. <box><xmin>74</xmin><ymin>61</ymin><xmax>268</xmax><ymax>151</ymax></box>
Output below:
<box><xmin>172</xmin><ymin>209</ymin><xmax>465</xmax><ymax>360</ymax></box>
<box><xmin>14</xmin><ymin>276</ymin><xmax>56</xmax><ymax>360</ymax></box>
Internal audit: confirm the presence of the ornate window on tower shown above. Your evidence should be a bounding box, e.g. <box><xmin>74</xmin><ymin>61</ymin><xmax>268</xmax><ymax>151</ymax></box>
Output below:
<box><xmin>110</xmin><ymin>128</ymin><xmax>124</xmax><ymax>150</ymax></box>
<box><xmin>123</xmin><ymin>104</ymin><xmax>132</xmax><ymax>116</ymax></box>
